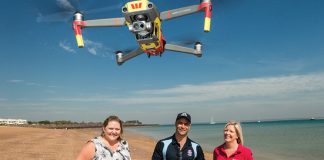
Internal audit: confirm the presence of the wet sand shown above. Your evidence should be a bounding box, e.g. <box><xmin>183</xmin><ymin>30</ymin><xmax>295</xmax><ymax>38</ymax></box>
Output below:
<box><xmin>0</xmin><ymin>126</ymin><xmax>212</xmax><ymax>160</ymax></box>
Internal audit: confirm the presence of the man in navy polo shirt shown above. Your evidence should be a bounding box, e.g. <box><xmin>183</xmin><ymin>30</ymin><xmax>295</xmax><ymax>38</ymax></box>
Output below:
<box><xmin>152</xmin><ymin>112</ymin><xmax>205</xmax><ymax>160</ymax></box>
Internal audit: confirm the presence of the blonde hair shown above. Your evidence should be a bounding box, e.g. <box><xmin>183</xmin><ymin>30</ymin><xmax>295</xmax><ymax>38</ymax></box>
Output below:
<box><xmin>224</xmin><ymin>121</ymin><xmax>244</xmax><ymax>145</ymax></box>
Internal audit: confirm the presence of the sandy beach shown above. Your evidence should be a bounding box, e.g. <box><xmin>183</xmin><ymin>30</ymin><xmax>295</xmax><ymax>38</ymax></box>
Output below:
<box><xmin>0</xmin><ymin>126</ymin><xmax>212</xmax><ymax>160</ymax></box>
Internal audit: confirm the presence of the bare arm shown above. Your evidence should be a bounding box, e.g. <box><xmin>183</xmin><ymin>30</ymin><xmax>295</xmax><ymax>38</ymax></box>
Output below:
<box><xmin>76</xmin><ymin>142</ymin><xmax>95</xmax><ymax>160</ymax></box>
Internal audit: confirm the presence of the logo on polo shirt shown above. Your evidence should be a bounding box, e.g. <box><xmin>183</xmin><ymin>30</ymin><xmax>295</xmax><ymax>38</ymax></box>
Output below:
<box><xmin>187</xmin><ymin>149</ymin><xmax>192</xmax><ymax>157</ymax></box>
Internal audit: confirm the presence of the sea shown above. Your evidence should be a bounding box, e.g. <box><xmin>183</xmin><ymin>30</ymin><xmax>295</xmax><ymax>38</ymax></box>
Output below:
<box><xmin>126</xmin><ymin>119</ymin><xmax>324</xmax><ymax>160</ymax></box>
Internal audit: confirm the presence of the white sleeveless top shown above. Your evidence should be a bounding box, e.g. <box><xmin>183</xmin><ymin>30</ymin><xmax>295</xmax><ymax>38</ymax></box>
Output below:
<box><xmin>90</xmin><ymin>137</ymin><xmax>131</xmax><ymax>160</ymax></box>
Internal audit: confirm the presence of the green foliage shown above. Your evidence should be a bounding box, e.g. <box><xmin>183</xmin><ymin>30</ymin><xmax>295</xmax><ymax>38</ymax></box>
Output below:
<box><xmin>53</xmin><ymin>120</ymin><xmax>72</xmax><ymax>124</ymax></box>
<box><xmin>38</xmin><ymin>120</ymin><xmax>51</xmax><ymax>124</ymax></box>
<box><xmin>37</xmin><ymin>120</ymin><xmax>75</xmax><ymax>125</ymax></box>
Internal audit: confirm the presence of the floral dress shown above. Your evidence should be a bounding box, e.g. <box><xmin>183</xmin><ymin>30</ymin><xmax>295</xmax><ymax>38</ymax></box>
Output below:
<box><xmin>91</xmin><ymin>137</ymin><xmax>131</xmax><ymax>160</ymax></box>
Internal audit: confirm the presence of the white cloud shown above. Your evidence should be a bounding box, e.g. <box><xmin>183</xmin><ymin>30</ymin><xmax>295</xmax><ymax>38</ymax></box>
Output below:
<box><xmin>122</xmin><ymin>72</ymin><xmax>324</xmax><ymax>104</ymax></box>
<box><xmin>7</xmin><ymin>80</ymin><xmax>24</xmax><ymax>83</ymax></box>
<box><xmin>88</xmin><ymin>48</ymin><xmax>97</xmax><ymax>55</ymax></box>
<box><xmin>36</xmin><ymin>13</ymin><xmax>43</xmax><ymax>23</ymax></box>
<box><xmin>84</xmin><ymin>40</ymin><xmax>100</xmax><ymax>55</ymax></box>
<box><xmin>56</xmin><ymin>0</ymin><xmax>75</xmax><ymax>11</ymax></box>
<box><xmin>0</xmin><ymin>102</ymin><xmax>49</xmax><ymax>108</ymax></box>
<box><xmin>36</xmin><ymin>12</ymin><xmax>70</xmax><ymax>23</ymax></box>
<box><xmin>50</xmin><ymin>72</ymin><xmax>324</xmax><ymax>106</ymax></box>
<box><xmin>5</xmin><ymin>80</ymin><xmax>56</xmax><ymax>89</ymax></box>
<box><xmin>84</xmin><ymin>39</ymin><xmax>114</xmax><ymax>58</ymax></box>
<box><xmin>48</xmin><ymin>85</ymin><xmax>59</xmax><ymax>88</ymax></box>
<box><xmin>36</xmin><ymin>0</ymin><xmax>74</xmax><ymax>23</ymax></box>
<box><xmin>26</xmin><ymin>82</ymin><xmax>43</xmax><ymax>87</ymax></box>
<box><xmin>59</xmin><ymin>41</ymin><xmax>76</xmax><ymax>53</ymax></box>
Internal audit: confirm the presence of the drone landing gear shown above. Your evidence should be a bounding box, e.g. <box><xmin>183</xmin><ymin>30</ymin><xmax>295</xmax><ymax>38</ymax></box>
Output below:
<box><xmin>164</xmin><ymin>42</ymin><xmax>202</xmax><ymax>57</ymax></box>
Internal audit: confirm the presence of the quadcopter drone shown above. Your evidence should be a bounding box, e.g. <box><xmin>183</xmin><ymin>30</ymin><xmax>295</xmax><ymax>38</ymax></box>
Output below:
<box><xmin>72</xmin><ymin>0</ymin><xmax>212</xmax><ymax>65</ymax></box>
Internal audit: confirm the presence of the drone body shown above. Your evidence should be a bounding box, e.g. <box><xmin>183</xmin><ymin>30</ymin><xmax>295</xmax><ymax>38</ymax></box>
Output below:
<box><xmin>73</xmin><ymin>0</ymin><xmax>212</xmax><ymax>65</ymax></box>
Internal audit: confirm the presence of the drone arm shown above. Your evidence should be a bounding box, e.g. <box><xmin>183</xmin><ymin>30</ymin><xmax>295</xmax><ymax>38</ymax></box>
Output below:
<box><xmin>160</xmin><ymin>0</ymin><xmax>212</xmax><ymax>32</ymax></box>
<box><xmin>72</xmin><ymin>13</ymin><xmax>126</xmax><ymax>48</ymax></box>
<box><xmin>83</xmin><ymin>18</ymin><xmax>126</xmax><ymax>27</ymax></box>
<box><xmin>160</xmin><ymin>5</ymin><xmax>199</xmax><ymax>21</ymax></box>
<box><xmin>116</xmin><ymin>48</ymin><xmax>143</xmax><ymax>65</ymax></box>
<box><xmin>164</xmin><ymin>43</ymin><xmax>202</xmax><ymax>57</ymax></box>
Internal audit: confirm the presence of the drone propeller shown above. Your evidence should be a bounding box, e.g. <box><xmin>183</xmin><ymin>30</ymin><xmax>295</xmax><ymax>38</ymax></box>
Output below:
<box><xmin>36</xmin><ymin>0</ymin><xmax>122</xmax><ymax>23</ymax></box>
<box><xmin>36</xmin><ymin>0</ymin><xmax>80</xmax><ymax>23</ymax></box>
<box><xmin>170</xmin><ymin>32</ymin><xmax>203</xmax><ymax>47</ymax></box>
<box><xmin>112</xmin><ymin>45</ymin><xmax>137</xmax><ymax>54</ymax></box>
<box><xmin>176</xmin><ymin>39</ymin><xmax>201</xmax><ymax>46</ymax></box>
<box><xmin>118</xmin><ymin>46</ymin><xmax>141</xmax><ymax>54</ymax></box>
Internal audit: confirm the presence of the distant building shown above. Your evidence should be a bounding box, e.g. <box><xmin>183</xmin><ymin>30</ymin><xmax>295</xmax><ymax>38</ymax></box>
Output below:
<box><xmin>0</xmin><ymin>118</ymin><xmax>27</xmax><ymax>125</ymax></box>
<box><xmin>123</xmin><ymin>120</ymin><xmax>142</xmax><ymax>125</ymax></box>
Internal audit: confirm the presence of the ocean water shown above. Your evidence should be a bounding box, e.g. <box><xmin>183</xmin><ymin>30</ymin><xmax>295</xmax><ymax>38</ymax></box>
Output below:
<box><xmin>126</xmin><ymin>119</ymin><xmax>324</xmax><ymax>160</ymax></box>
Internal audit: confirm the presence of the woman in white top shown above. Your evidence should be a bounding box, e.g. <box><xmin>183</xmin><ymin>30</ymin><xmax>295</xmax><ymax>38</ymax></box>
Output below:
<box><xmin>76</xmin><ymin>115</ymin><xmax>131</xmax><ymax>160</ymax></box>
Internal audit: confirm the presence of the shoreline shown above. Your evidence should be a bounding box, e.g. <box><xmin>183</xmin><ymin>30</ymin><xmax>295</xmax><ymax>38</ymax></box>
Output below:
<box><xmin>3</xmin><ymin>120</ymin><xmax>322</xmax><ymax>159</ymax></box>
<box><xmin>0</xmin><ymin>126</ymin><xmax>212</xmax><ymax>160</ymax></box>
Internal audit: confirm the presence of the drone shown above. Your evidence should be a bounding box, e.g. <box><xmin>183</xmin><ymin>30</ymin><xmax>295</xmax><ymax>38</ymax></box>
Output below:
<box><xmin>72</xmin><ymin>0</ymin><xmax>212</xmax><ymax>65</ymax></box>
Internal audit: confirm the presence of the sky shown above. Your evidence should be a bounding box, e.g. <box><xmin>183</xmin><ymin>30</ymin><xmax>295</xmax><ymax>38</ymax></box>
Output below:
<box><xmin>0</xmin><ymin>0</ymin><xmax>324</xmax><ymax>124</ymax></box>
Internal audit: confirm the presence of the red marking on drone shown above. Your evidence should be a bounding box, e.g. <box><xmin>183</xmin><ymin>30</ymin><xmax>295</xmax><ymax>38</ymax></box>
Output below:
<box><xmin>131</xmin><ymin>2</ymin><xmax>142</xmax><ymax>9</ymax></box>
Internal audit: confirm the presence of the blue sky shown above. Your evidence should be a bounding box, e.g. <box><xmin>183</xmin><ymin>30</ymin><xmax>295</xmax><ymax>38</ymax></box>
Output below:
<box><xmin>1</xmin><ymin>0</ymin><xmax>324</xmax><ymax>124</ymax></box>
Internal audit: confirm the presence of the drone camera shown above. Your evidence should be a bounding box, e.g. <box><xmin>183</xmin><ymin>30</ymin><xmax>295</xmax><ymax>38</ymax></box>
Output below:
<box><xmin>131</xmin><ymin>21</ymin><xmax>153</xmax><ymax>39</ymax></box>
<box><xmin>134</xmin><ymin>14</ymin><xmax>148</xmax><ymax>21</ymax></box>
<box><xmin>133</xmin><ymin>21</ymin><xmax>145</xmax><ymax>30</ymax></box>
<box><xmin>132</xmin><ymin>21</ymin><xmax>151</xmax><ymax>31</ymax></box>
<box><xmin>130</xmin><ymin>20</ymin><xmax>152</xmax><ymax>37</ymax></box>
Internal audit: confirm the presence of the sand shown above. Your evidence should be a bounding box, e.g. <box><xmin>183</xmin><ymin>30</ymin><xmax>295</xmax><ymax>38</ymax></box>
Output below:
<box><xmin>0</xmin><ymin>126</ymin><xmax>212</xmax><ymax>160</ymax></box>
